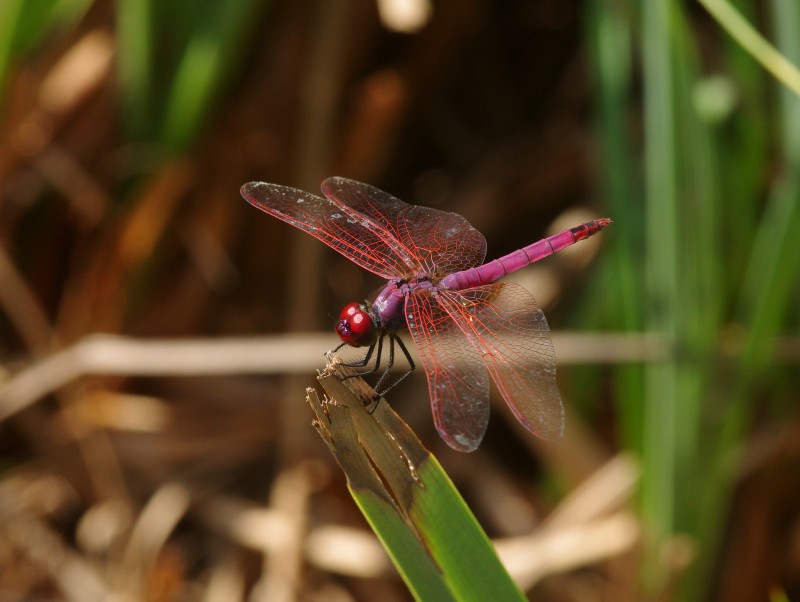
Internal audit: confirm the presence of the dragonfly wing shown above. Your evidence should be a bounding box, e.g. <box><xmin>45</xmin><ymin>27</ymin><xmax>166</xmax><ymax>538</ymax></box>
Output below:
<box><xmin>436</xmin><ymin>283</ymin><xmax>564</xmax><ymax>440</ymax></box>
<box><xmin>405</xmin><ymin>289</ymin><xmax>490</xmax><ymax>452</ymax></box>
<box><xmin>241</xmin><ymin>181</ymin><xmax>418</xmax><ymax>279</ymax></box>
<box><xmin>322</xmin><ymin>177</ymin><xmax>487</xmax><ymax>278</ymax></box>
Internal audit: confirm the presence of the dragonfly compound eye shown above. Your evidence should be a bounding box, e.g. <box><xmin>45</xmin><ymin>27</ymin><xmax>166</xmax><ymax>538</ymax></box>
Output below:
<box><xmin>336</xmin><ymin>302</ymin><xmax>377</xmax><ymax>347</ymax></box>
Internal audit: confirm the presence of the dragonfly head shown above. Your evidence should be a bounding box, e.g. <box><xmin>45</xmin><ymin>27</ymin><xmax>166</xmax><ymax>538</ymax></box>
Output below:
<box><xmin>336</xmin><ymin>302</ymin><xmax>378</xmax><ymax>347</ymax></box>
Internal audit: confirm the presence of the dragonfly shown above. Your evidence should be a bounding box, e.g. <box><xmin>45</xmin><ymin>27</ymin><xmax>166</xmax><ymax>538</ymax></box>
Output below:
<box><xmin>241</xmin><ymin>177</ymin><xmax>610</xmax><ymax>452</ymax></box>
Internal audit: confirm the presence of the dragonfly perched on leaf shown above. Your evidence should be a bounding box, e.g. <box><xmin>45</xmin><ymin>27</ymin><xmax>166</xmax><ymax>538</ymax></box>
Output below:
<box><xmin>241</xmin><ymin>177</ymin><xmax>610</xmax><ymax>452</ymax></box>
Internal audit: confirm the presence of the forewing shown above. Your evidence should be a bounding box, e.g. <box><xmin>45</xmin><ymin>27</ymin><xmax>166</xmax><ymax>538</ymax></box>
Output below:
<box><xmin>405</xmin><ymin>289</ymin><xmax>490</xmax><ymax>452</ymax></box>
<box><xmin>436</xmin><ymin>283</ymin><xmax>564</xmax><ymax>440</ymax></box>
<box><xmin>322</xmin><ymin>177</ymin><xmax>487</xmax><ymax>278</ymax></box>
<box><xmin>241</xmin><ymin>181</ymin><xmax>417</xmax><ymax>279</ymax></box>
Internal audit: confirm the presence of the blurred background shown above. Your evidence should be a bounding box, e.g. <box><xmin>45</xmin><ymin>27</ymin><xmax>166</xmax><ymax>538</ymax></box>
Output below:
<box><xmin>0</xmin><ymin>0</ymin><xmax>798</xmax><ymax>600</ymax></box>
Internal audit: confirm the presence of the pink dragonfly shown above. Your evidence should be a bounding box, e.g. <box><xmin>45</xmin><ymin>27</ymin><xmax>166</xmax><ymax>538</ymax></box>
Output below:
<box><xmin>241</xmin><ymin>177</ymin><xmax>610</xmax><ymax>452</ymax></box>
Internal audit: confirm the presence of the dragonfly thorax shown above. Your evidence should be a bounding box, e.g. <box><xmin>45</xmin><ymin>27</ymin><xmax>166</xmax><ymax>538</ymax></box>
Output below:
<box><xmin>336</xmin><ymin>302</ymin><xmax>378</xmax><ymax>347</ymax></box>
<box><xmin>370</xmin><ymin>277</ymin><xmax>435</xmax><ymax>331</ymax></box>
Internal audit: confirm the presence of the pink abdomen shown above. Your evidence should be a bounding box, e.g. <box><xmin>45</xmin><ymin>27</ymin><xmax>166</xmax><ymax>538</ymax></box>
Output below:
<box><xmin>439</xmin><ymin>218</ymin><xmax>611</xmax><ymax>290</ymax></box>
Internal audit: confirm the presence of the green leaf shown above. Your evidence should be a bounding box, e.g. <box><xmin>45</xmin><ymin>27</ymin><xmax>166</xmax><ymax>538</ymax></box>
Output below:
<box><xmin>309</xmin><ymin>359</ymin><xmax>526</xmax><ymax>602</ymax></box>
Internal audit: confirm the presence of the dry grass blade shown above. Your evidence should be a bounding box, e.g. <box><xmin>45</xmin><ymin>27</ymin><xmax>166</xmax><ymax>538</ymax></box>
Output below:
<box><xmin>496</xmin><ymin>454</ymin><xmax>641</xmax><ymax>589</ymax></box>
<box><xmin>0</xmin><ymin>332</ymin><xmax>681</xmax><ymax>423</ymax></box>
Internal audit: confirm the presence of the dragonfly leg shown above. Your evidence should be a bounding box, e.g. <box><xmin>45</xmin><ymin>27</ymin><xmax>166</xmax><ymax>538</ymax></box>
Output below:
<box><xmin>374</xmin><ymin>333</ymin><xmax>415</xmax><ymax>397</ymax></box>
<box><xmin>373</xmin><ymin>334</ymin><xmax>395</xmax><ymax>393</ymax></box>
<box><xmin>337</xmin><ymin>333</ymin><xmax>384</xmax><ymax>379</ymax></box>
<box><xmin>332</xmin><ymin>332</ymin><xmax>414</xmax><ymax>399</ymax></box>
<box><xmin>331</xmin><ymin>338</ymin><xmax>377</xmax><ymax>368</ymax></box>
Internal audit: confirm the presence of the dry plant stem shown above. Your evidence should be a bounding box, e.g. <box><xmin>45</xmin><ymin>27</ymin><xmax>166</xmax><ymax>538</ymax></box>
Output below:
<box><xmin>204</xmin><ymin>552</ymin><xmax>246</xmax><ymax>601</ymax></box>
<box><xmin>258</xmin><ymin>466</ymin><xmax>314</xmax><ymax>602</ymax></box>
<box><xmin>315</xmin><ymin>355</ymin><xmax>429</xmax><ymax>498</ymax></box>
<box><xmin>117</xmin><ymin>483</ymin><xmax>191</xmax><ymax>598</ymax></box>
<box><xmin>699</xmin><ymin>0</ymin><xmax>800</xmax><ymax>97</ymax></box>
<box><xmin>0</xmin><ymin>242</ymin><xmax>54</xmax><ymax>353</ymax></box>
<box><xmin>195</xmin><ymin>496</ymin><xmax>299</xmax><ymax>555</ymax></box>
<box><xmin>0</xmin><ymin>485</ymin><xmax>111</xmax><ymax>601</ymax></box>
<box><xmin>0</xmin><ymin>243</ymin><xmax>131</xmax><ymax>505</ymax></box>
<box><xmin>509</xmin><ymin>394</ymin><xmax>614</xmax><ymax>488</ymax></box>
<box><xmin>3</xmin><ymin>331</ymin><xmax>798</xmax><ymax>424</ymax></box>
<box><xmin>0</xmin><ymin>332</ymin><xmax>671</xmax><ymax>423</ymax></box>
<box><xmin>305</xmin><ymin>525</ymin><xmax>392</xmax><ymax>577</ymax></box>
<box><xmin>543</xmin><ymin>453</ymin><xmax>640</xmax><ymax>529</ymax></box>
<box><xmin>0</xmin><ymin>247</ymin><xmax>131</xmax><ymax>503</ymax></box>
<box><xmin>195</xmin><ymin>494</ymin><xmax>392</xmax><ymax>578</ymax></box>
<box><xmin>495</xmin><ymin>454</ymin><xmax>641</xmax><ymax>589</ymax></box>
<box><xmin>309</xmin><ymin>356</ymin><xmax>430</xmax><ymax>542</ymax></box>
<box><xmin>497</xmin><ymin>511</ymin><xmax>639</xmax><ymax>590</ymax></box>
<box><xmin>38</xmin><ymin>29</ymin><xmax>115</xmax><ymax>118</ymax></box>
<box><xmin>31</xmin><ymin>144</ymin><xmax>108</xmax><ymax>226</ymax></box>
<box><xmin>0</xmin><ymin>334</ymin><xmax>331</xmax><ymax>422</ymax></box>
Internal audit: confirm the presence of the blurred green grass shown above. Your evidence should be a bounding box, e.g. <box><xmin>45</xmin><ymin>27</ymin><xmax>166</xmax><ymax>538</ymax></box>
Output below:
<box><xmin>116</xmin><ymin>0</ymin><xmax>265</xmax><ymax>152</ymax></box>
<box><xmin>588</xmin><ymin>0</ymin><xmax>800</xmax><ymax>598</ymax></box>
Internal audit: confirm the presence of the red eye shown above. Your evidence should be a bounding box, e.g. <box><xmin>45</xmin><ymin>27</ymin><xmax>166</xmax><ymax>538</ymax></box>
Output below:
<box><xmin>336</xmin><ymin>302</ymin><xmax>377</xmax><ymax>347</ymax></box>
